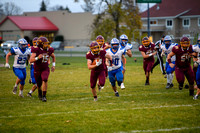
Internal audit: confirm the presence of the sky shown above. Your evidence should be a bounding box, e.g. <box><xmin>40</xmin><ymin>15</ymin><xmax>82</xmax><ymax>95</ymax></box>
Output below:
<box><xmin>1</xmin><ymin>0</ymin><xmax>155</xmax><ymax>14</ymax></box>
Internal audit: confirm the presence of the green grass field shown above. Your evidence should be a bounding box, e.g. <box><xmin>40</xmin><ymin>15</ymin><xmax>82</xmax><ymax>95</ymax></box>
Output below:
<box><xmin>0</xmin><ymin>56</ymin><xmax>200</xmax><ymax>133</ymax></box>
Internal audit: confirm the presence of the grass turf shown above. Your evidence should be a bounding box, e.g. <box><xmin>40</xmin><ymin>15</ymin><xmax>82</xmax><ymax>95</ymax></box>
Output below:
<box><xmin>0</xmin><ymin>56</ymin><xmax>200</xmax><ymax>133</ymax></box>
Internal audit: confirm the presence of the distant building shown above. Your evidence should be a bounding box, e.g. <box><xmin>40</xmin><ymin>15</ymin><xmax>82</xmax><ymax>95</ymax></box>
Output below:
<box><xmin>140</xmin><ymin>0</ymin><xmax>200</xmax><ymax>43</ymax></box>
<box><xmin>0</xmin><ymin>11</ymin><xmax>96</xmax><ymax>47</ymax></box>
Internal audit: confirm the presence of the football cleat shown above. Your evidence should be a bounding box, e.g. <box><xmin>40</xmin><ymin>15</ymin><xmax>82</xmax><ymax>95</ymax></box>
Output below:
<box><xmin>27</xmin><ymin>93</ymin><xmax>32</xmax><ymax>97</ymax></box>
<box><xmin>42</xmin><ymin>97</ymin><xmax>47</xmax><ymax>102</ymax></box>
<box><xmin>185</xmin><ymin>84</ymin><xmax>189</xmax><ymax>89</ymax></box>
<box><xmin>145</xmin><ymin>82</ymin><xmax>150</xmax><ymax>85</ymax></box>
<box><xmin>166</xmin><ymin>83</ymin><xmax>171</xmax><ymax>89</ymax></box>
<box><xmin>170</xmin><ymin>83</ymin><xmax>174</xmax><ymax>88</ymax></box>
<box><xmin>120</xmin><ymin>83</ymin><xmax>125</xmax><ymax>90</ymax></box>
<box><xmin>94</xmin><ymin>98</ymin><xmax>98</xmax><ymax>101</ymax></box>
<box><xmin>19</xmin><ymin>93</ymin><xmax>24</xmax><ymax>98</ymax></box>
<box><xmin>115</xmin><ymin>92</ymin><xmax>120</xmax><ymax>97</ymax></box>
<box><xmin>12</xmin><ymin>86</ymin><xmax>17</xmax><ymax>94</ymax></box>
<box><xmin>193</xmin><ymin>95</ymin><xmax>198</xmax><ymax>100</ymax></box>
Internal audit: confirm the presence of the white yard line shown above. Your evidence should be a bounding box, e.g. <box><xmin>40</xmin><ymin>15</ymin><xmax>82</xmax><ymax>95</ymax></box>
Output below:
<box><xmin>118</xmin><ymin>126</ymin><xmax>200</xmax><ymax>133</ymax></box>
<box><xmin>0</xmin><ymin>103</ymin><xmax>199</xmax><ymax>119</ymax></box>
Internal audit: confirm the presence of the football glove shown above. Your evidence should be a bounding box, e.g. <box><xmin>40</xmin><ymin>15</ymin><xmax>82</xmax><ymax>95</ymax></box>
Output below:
<box><xmin>5</xmin><ymin>63</ymin><xmax>10</xmax><ymax>68</ymax></box>
<box><xmin>96</xmin><ymin>59</ymin><xmax>102</xmax><ymax>66</ymax></box>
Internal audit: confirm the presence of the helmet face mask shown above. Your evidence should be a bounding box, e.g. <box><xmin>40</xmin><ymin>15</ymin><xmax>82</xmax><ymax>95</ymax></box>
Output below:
<box><xmin>110</xmin><ymin>38</ymin><xmax>119</xmax><ymax>50</ymax></box>
<box><xmin>163</xmin><ymin>35</ymin><xmax>172</xmax><ymax>46</ymax></box>
<box><xmin>96</xmin><ymin>35</ymin><xmax>104</xmax><ymax>47</ymax></box>
<box><xmin>32</xmin><ymin>37</ymin><xmax>38</xmax><ymax>46</ymax></box>
<box><xmin>37</xmin><ymin>37</ymin><xmax>50</xmax><ymax>50</ymax></box>
<box><xmin>180</xmin><ymin>37</ymin><xmax>190</xmax><ymax>50</ymax></box>
<box><xmin>90</xmin><ymin>41</ymin><xmax>100</xmax><ymax>55</ymax></box>
<box><xmin>18</xmin><ymin>38</ymin><xmax>28</xmax><ymax>50</ymax></box>
<box><xmin>120</xmin><ymin>34</ymin><xmax>128</xmax><ymax>46</ymax></box>
<box><xmin>142</xmin><ymin>37</ymin><xmax>150</xmax><ymax>47</ymax></box>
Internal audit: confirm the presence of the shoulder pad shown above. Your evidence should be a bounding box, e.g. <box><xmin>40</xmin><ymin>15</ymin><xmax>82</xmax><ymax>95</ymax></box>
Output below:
<box><xmin>86</xmin><ymin>51</ymin><xmax>90</xmax><ymax>55</ymax></box>
<box><xmin>175</xmin><ymin>46</ymin><xmax>179</xmax><ymax>49</ymax></box>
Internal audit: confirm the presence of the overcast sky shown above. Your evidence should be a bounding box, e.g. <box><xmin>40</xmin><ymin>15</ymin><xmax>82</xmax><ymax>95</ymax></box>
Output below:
<box><xmin>1</xmin><ymin>0</ymin><xmax>155</xmax><ymax>13</ymax></box>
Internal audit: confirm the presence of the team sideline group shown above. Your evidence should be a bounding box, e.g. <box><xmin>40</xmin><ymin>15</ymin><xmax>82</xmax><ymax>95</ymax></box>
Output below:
<box><xmin>4</xmin><ymin>34</ymin><xmax>200</xmax><ymax>101</ymax></box>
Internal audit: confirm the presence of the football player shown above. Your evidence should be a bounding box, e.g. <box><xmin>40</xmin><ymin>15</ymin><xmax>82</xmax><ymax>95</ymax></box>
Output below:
<box><xmin>5</xmin><ymin>38</ymin><xmax>31</xmax><ymax>97</ymax></box>
<box><xmin>167</xmin><ymin>36</ymin><xmax>194</xmax><ymax>96</ymax></box>
<box><xmin>151</xmin><ymin>35</ymin><xmax>166</xmax><ymax>75</ymax></box>
<box><xmin>160</xmin><ymin>35</ymin><xmax>178</xmax><ymax>89</ymax></box>
<box><xmin>139</xmin><ymin>37</ymin><xmax>157</xmax><ymax>85</ymax></box>
<box><xmin>192</xmin><ymin>36</ymin><xmax>200</xmax><ymax>99</ymax></box>
<box><xmin>119</xmin><ymin>34</ymin><xmax>132</xmax><ymax>89</ymax></box>
<box><xmin>29</xmin><ymin>37</ymin><xmax>56</xmax><ymax>102</ymax></box>
<box><xmin>96</xmin><ymin>35</ymin><xmax>111</xmax><ymax>91</ymax></box>
<box><xmin>106</xmin><ymin>38</ymin><xmax>126</xmax><ymax>97</ymax></box>
<box><xmin>86</xmin><ymin>41</ymin><xmax>112</xmax><ymax>101</ymax></box>
<box><xmin>27</xmin><ymin>37</ymin><xmax>38</xmax><ymax>97</ymax></box>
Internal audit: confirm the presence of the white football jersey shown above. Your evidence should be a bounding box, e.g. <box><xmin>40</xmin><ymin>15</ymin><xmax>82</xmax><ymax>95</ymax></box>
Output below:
<box><xmin>160</xmin><ymin>43</ymin><xmax>177</xmax><ymax>62</ymax></box>
<box><xmin>106</xmin><ymin>48</ymin><xmax>126</xmax><ymax>71</ymax></box>
<box><xmin>10</xmin><ymin>47</ymin><xmax>31</xmax><ymax>68</ymax></box>
<box><xmin>192</xmin><ymin>44</ymin><xmax>200</xmax><ymax>62</ymax></box>
<box><xmin>119</xmin><ymin>43</ymin><xmax>133</xmax><ymax>51</ymax></box>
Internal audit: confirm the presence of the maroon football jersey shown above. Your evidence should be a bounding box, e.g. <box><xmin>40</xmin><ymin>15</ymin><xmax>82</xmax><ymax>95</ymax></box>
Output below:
<box><xmin>172</xmin><ymin>45</ymin><xmax>193</xmax><ymax>68</ymax></box>
<box><xmin>31</xmin><ymin>46</ymin><xmax>54</xmax><ymax>71</ymax></box>
<box><xmin>139</xmin><ymin>43</ymin><xmax>155</xmax><ymax>62</ymax></box>
<box><xmin>86</xmin><ymin>49</ymin><xmax>106</xmax><ymax>71</ymax></box>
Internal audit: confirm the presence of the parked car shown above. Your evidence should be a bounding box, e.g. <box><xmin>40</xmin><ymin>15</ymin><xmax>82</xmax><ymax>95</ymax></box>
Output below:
<box><xmin>1</xmin><ymin>40</ymin><xmax>18</xmax><ymax>50</ymax></box>
<box><xmin>50</xmin><ymin>41</ymin><xmax>64</xmax><ymax>50</ymax></box>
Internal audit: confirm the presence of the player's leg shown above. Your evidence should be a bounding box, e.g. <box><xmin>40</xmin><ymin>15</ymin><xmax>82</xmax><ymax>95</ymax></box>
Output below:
<box><xmin>166</xmin><ymin>61</ymin><xmax>175</xmax><ymax>89</ymax></box>
<box><xmin>12</xmin><ymin>67</ymin><xmax>22</xmax><ymax>94</ymax></box>
<box><xmin>194</xmin><ymin>66</ymin><xmax>200</xmax><ymax>99</ymax></box>
<box><xmin>98</xmin><ymin>70</ymin><xmax>106</xmax><ymax>91</ymax></box>
<box><xmin>151</xmin><ymin>51</ymin><xmax>160</xmax><ymax>73</ymax></box>
<box><xmin>41</xmin><ymin>68</ymin><xmax>50</xmax><ymax>102</ymax></box>
<box><xmin>18</xmin><ymin>68</ymin><xmax>26</xmax><ymax>97</ymax></box>
<box><xmin>175</xmin><ymin>67</ymin><xmax>185</xmax><ymax>90</ymax></box>
<box><xmin>157</xmin><ymin>50</ymin><xmax>166</xmax><ymax>75</ymax></box>
<box><xmin>27</xmin><ymin>66</ymin><xmax>37</xmax><ymax>97</ymax></box>
<box><xmin>90</xmin><ymin>70</ymin><xmax>98</xmax><ymax>101</ymax></box>
<box><xmin>34</xmin><ymin>70</ymin><xmax>42</xmax><ymax>100</ymax></box>
<box><xmin>121</xmin><ymin>58</ymin><xmax>126</xmax><ymax>89</ymax></box>
<box><xmin>185</xmin><ymin>66</ymin><xmax>194</xmax><ymax>96</ymax></box>
<box><xmin>108</xmin><ymin>70</ymin><xmax>119</xmax><ymax>97</ymax></box>
<box><xmin>145</xmin><ymin>62</ymin><xmax>153</xmax><ymax>85</ymax></box>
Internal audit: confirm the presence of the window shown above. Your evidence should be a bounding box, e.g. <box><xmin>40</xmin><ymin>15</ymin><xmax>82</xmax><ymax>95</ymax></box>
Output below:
<box><xmin>150</xmin><ymin>20</ymin><xmax>157</xmax><ymax>25</ymax></box>
<box><xmin>198</xmin><ymin>18</ymin><xmax>200</xmax><ymax>27</ymax></box>
<box><xmin>182</xmin><ymin>18</ymin><xmax>190</xmax><ymax>27</ymax></box>
<box><xmin>166</xmin><ymin>19</ymin><xmax>173</xmax><ymax>27</ymax></box>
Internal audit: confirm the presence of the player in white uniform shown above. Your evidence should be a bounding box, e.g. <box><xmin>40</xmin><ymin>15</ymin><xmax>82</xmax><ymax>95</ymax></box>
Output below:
<box><xmin>5</xmin><ymin>38</ymin><xmax>31</xmax><ymax>97</ymax></box>
<box><xmin>160</xmin><ymin>35</ymin><xmax>178</xmax><ymax>89</ymax></box>
<box><xmin>119</xmin><ymin>34</ymin><xmax>132</xmax><ymax>89</ymax></box>
<box><xmin>193</xmin><ymin>36</ymin><xmax>200</xmax><ymax>99</ymax></box>
<box><xmin>106</xmin><ymin>38</ymin><xmax>126</xmax><ymax>97</ymax></box>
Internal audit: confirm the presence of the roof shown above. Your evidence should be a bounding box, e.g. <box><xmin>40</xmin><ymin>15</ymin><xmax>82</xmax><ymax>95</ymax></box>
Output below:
<box><xmin>0</xmin><ymin>16</ymin><xmax>59</xmax><ymax>31</ymax></box>
<box><xmin>140</xmin><ymin>0</ymin><xmax>200</xmax><ymax>18</ymax></box>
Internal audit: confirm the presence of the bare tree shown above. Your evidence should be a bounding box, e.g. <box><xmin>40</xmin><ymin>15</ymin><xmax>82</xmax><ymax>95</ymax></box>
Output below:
<box><xmin>49</xmin><ymin>5</ymin><xmax>71</xmax><ymax>13</ymax></box>
<box><xmin>3</xmin><ymin>2</ymin><xmax>22</xmax><ymax>16</ymax></box>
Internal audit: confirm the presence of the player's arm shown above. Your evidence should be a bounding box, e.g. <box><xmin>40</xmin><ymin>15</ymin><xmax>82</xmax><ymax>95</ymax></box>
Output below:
<box><xmin>30</xmin><ymin>53</ymin><xmax>43</xmax><ymax>63</ymax></box>
<box><xmin>87</xmin><ymin>59</ymin><xmax>98</xmax><ymax>70</ymax></box>
<box><xmin>192</xmin><ymin>52</ymin><xmax>198</xmax><ymax>62</ymax></box>
<box><xmin>5</xmin><ymin>52</ymin><xmax>12</xmax><ymax>68</ymax></box>
<box><xmin>105</xmin><ymin>53</ymin><xmax>112</xmax><ymax>66</ymax></box>
<box><xmin>122</xmin><ymin>54</ymin><xmax>125</xmax><ymax>68</ymax></box>
<box><xmin>126</xmin><ymin>49</ymin><xmax>132</xmax><ymax>57</ymax></box>
<box><xmin>50</xmin><ymin>53</ymin><xmax>56</xmax><ymax>72</ymax></box>
<box><xmin>167</xmin><ymin>51</ymin><xmax>175</xmax><ymax>68</ymax></box>
<box><xmin>140</xmin><ymin>51</ymin><xmax>156</xmax><ymax>59</ymax></box>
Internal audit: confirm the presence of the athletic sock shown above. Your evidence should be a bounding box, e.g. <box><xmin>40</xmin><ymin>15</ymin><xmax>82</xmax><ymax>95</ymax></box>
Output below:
<box><xmin>29</xmin><ymin>90</ymin><xmax>33</xmax><ymax>94</ymax></box>
<box><xmin>14</xmin><ymin>83</ymin><xmax>18</xmax><ymax>87</ymax></box>
<box><xmin>19</xmin><ymin>90</ymin><xmax>23</xmax><ymax>95</ymax></box>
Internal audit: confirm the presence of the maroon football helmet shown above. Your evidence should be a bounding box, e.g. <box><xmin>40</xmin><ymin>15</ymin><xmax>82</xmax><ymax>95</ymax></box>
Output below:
<box><xmin>96</xmin><ymin>35</ymin><xmax>105</xmax><ymax>47</ymax></box>
<box><xmin>142</xmin><ymin>37</ymin><xmax>150</xmax><ymax>47</ymax></box>
<box><xmin>32</xmin><ymin>37</ymin><xmax>38</xmax><ymax>46</ymax></box>
<box><xmin>37</xmin><ymin>37</ymin><xmax>50</xmax><ymax>49</ymax></box>
<box><xmin>90</xmin><ymin>41</ymin><xmax>100</xmax><ymax>55</ymax></box>
<box><xmin>180</xmin><ymin>36</ymin><xmax>190</xmax><ymax>50</ymax></box>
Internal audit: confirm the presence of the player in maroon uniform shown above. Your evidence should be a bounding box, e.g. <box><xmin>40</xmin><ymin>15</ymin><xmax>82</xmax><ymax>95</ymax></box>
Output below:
<box><xmin>139</xmin><ymin>37</ymin><xmax>157</xmax><ymax>85</ymax></box>
<box><xmin>86</xmin><ymin>41</ymin><xmax>112</xmax><ymax>101</ymax></box>
<box><xmin>167</xmin><ymin>36</ymin><xmax>194</xmax><ymax>96</ymax></box>
<box><xmin>29</xmin><ymin>37</ymin><xmax>56</xmax><ymax>102</ymax></box>
<box><xmin>96</xmin><ymin>35</ymin><xmax>111</xmax><ymax>90</ymax></box>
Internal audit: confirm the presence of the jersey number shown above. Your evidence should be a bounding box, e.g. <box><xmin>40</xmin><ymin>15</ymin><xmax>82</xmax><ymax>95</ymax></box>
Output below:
<box><xmin>181</xmin><ymin>54</ymin><xmax>190</xmax><ymax>62</ymax></box>
<box><xmin>42</xmin><ymin>55</ymin><xmax>49</xmax><ymax>63</ymax></box>
<box><xmin>17</xmin><ymin>57</ymin><xmax>27</xmax><ymax>64</ymax></box>
<box><xmin>113</xmin><ymin>58</ymin><xmax>119</xmax><ymax>66</ymax></box>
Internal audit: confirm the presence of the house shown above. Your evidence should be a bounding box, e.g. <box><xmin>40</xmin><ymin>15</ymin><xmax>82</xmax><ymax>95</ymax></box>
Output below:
<box><xmin>140</xmin><ymin>0</ymin><xmax>200</xmax><ymax>43</ymax></box>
